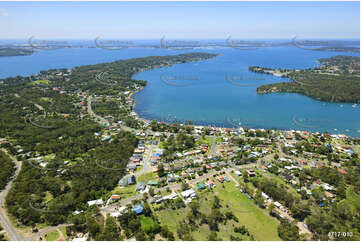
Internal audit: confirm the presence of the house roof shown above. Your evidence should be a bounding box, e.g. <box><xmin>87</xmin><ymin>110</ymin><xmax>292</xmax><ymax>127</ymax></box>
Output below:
<box><xmin>131</xmin><ymin>204</ymin><xmax>144</xmax><ymax>214</ymax></box>
<box><xmin>338</xmin><ymin>168</ymin><xmax>348</xmax><ymax>174</ymax></box>
<box><xmin>195</xmin><ymin>183</ymin><xmax>206</xmax><ymax>190</ymax></box>
<box><xmin>148</xmin><ymin>180</ymin><xmax>158</xmax><ymax>185</ymax></box>
<box><xmin>111</xmin><ymin>195</ymin><xmax>121</xmax><ymax>200</ymax></box>
<box><xmin>325</xmin><ymin>191</ymin><xmax>335</xmax><ymax>198</ymax></box>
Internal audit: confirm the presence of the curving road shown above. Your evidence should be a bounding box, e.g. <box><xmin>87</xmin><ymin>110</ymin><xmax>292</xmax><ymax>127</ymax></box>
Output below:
<box><xmin>87</xmin><ymin>95</ymin><xmax>136</xmax><ymax>133</ymax></box>
<box><xmin>87</xmin><ymin>96</ymin><xmax>110</xmax><ymax>127</ymax></box>
<box><xmin>0</xmin><ymin>149</ymin><xmax>25</xmax><ymax>241</ymax></box>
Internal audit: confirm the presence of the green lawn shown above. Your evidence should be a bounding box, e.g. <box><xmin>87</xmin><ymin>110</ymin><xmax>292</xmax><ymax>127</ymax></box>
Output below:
<box><xmin>155</xmin><ymin>179</ymin><xmax>280</xmax><ymax>241</ymax></box>
<box><xmin>112</xmin><ymin>185</ymin><xmax>136</xmax><ymax>200</ymax></box>
<box><xmin>60</xmin><ymin>227</ymin><xmax>68</xmax><ymax>240</ymax></box>
<box><xmin>45</xmin><ymin>230</ymin><xmax>60</xmax><ymax>241</ymax></box>
<box><xmin>211</xmin><ymin>181</ymin><xmax>280</xmax><ymax>241</ymax></box>
<box><xmin>345</xmin><ymin>187</ymin><xmax>360</xmax><ymax>211</ymax></box>
<box><xmin>158</xmin><ymin>141</ymin><xmax>165</xmax><ymax>149</ymax></box>
<box><xmin>216</xmin><ymin>137</ymin><xmax>223</xmax><ymax>143</ymax></box>
<box><xmin>197</xmin><ymin>137</ymin><xmax>213</xmax><ymax>147</ymax></box>
<box><xmin>155</xmin><ymin>207</ymin><xmax>189</xmax><ymax>240</ymax></box>
<box><xmin>31</xmin><ymin>80</ymin><xmax>50</xmax><ymax>85</ymax></box>
<box><xmin>40</xmin><ymin>97</ymin><xmax>52</xmax><ymax>102</ymax></box>
<box><xmin>140</xmin><ymin>216</ymin><xmax>158</xmax><ymax>232</ymax></box>
<box><xmin>137</xmin><ymin>172</ymin><xmax>158</xmax><ymax>182</ymax></box>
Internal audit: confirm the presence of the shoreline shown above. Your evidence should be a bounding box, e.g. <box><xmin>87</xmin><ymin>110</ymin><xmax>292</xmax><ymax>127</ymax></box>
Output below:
<box><xmin>129</xmin><ymin>86</ymin><xmax>359</xmax><ymax>139</ymax></box>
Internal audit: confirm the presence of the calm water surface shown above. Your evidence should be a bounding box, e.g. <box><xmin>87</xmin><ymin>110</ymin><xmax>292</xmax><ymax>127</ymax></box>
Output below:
<box><xmin>0</xmin><ymin>45</ymin><xmax>359</xmax><ymax>136</ymax></box>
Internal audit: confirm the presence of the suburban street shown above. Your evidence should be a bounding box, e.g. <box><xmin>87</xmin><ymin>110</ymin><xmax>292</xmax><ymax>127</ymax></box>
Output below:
<box><xmin>101</xmin><ymin>162</ymin><xmax>259</xmax><ymax>214</ymax></box>
<box><xmin>210</xmin><ymin>135</ymin><xmax>217</xmax><ymax>156</ymax></box>
<box><xmin>87</xmin><ymin>96</ymin><xmax>110</xmax><ymax>126</ymax></box>
<box><xmin>87</xmin><ymin>95</ymin><xmax>135</xmax><ymax>133</ymax></box>
<box><xmin>135</xmin><ymin>144</ymin><xmax>156</xmax><ymax>176</ymax></box>
<box><xmin>0</xmin><ymin>97</ymin><xmax>314</xmax><ymax>241</ymax></box>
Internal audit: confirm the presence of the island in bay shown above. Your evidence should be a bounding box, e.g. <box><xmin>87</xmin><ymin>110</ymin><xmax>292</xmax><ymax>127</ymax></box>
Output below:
<box><xmin>250</xmin><ymin>55</ymin><xmax>360</xmax><ymax>103</ymax></box>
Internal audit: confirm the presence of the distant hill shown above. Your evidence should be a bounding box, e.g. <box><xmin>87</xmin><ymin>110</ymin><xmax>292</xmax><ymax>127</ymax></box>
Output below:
<box><xmin>0</xmin><ymin>47</ymin><xmax>34</xmax><ymax>57</ymax></box>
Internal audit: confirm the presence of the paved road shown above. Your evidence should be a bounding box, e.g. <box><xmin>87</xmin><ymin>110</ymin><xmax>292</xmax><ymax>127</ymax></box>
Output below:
<box><xmin>87</xmin><ymin>95</ymin><xmax>136</xmax><ymax>133</ymax></box>
<box><xmin>135</xmin><ymin>144</ymin><xmax>155</xmax><ymax>176</ymax></box>
<box><xmin>87</xmin><ymin>96</ymin><xmax>110</xmax><ymax>126</ymax></box>
<box><xmin>101</xmin><ymin>169</ymin><xmax>221</xmax><ymax>213</ymax></box>
<box><xmin>225</xmin><ymin>169</ymin><xmax>239</xmax><ymax>186</ymax></box>
<box><xmin>210</xmin><ymin>136</ymin><xmax>217</xmax><ymax>156</ymax></box>
<box><xmin>102</xmin><ymin>164</ymin><xmax>262</xmax><ymax>214</ymax></box>
<box><xmin>0</xmin><ymin>149</ymin><xmax>25</xmax><ymax>241</ymax></box>
<box><xmin>101</xmin><ymin>164</ymin><xmax>259</xmax><ymax>214</ymax></box>
<box><xmin>27</xmin><ymin>224</ymin><xmax>71</xmax><ymax>241</ymax></box>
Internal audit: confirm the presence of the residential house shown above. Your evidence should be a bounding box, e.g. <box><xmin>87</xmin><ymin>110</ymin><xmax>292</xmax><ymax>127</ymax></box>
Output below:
<box><xmin>217</xmin><ymin>176</ymin><xmax>225</xmax><ymax>183</ymax></box>
<box><xmin>274</xmin><ymin>201</ymin><xmax>283</xmax><ymax>209</ymax></box>
<box><xmin>324</xmin><ymin>191</ymin><xmax>335</xmax><ymax>199</ymax></box>
<box><xmin>208</xmin><ymin>179</ymin><xmax>216</xmax><ymax>188</ymax></box>
<box><xmin>181</xmin><ymin>189</ymin><xmax>196</xmax><ymax>198</ymax></box>
<box><xmin>195</xmin><ymin>183</ymin><xmax>206</xmax><ymax>190</ymax></box>
<box><xmin>131</xmin><ymin>204</ymin><xmax>144</xmax><ymax>215</ymax></box>
<box><xmin>136</xmin><ymin>182</ymin><xmax>146</xmax><ymax>191</ymax></box>
<box><xmin>247</xmin><ymin>170</ymin><xmax>256</xmax><ymax>177</ymax></box>
<box><xmin>128</xmin><ymin>175</ymin><xmax>136</xmax><ymax>185</ymax></box>
<box><xmin>87</xmin><ymin>199</ymin><xmax>103</xmax><ymax>206</ymax></box>
<box><xmin>111</xmin><ymin>194</ymin><xmax>121</xmax><ymax>200</ymax></box>
<box><xmin>147</xmin><ymin>180</ymin><xmax>158</xmax><ymax>186</ymax></box>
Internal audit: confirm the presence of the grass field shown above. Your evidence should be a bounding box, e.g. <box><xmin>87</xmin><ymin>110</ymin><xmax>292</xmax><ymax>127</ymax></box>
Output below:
<box><xmin>140</xmin><ymin>216</ymin><xmax>158</xmax><ymax>232</ymax></box>
<box><xmin>60</xmin><ymin>227</ymin><xmax>68</xmax><ymax>240</ymax></box>
<box><xmin>137</xmin><ymin>172</ymin><xmax>158</xmax><ymax>183</ymax></box>
<box><xmin>155</xmin><ymin>207</ymin><xmax>188</xmax><ymax>239</ymax></box>
<box><xmin>197</xmin><ymin>136</ymin><xmax>213</xmax><ymax>146</ymax></box>
<box><xmin>112</xmin><ymin>185</ymin><xmax>136</xmax><ymax>199</ymax></box>
<box><xmin>40</xmin><ymin>97</ymin><xmax>52</xmax><ymax>102</ymax></box>
<box><xmin>346</xmin><ymin>187</ymin><xmax>360</xmax><ymax>211</ymax></box>
<box><xmin>155</xmin><ymin>179</ymin><xmax>280</xmax><ymax>240</ymax></box>
<box><xmin>216</xmin><ymin>137</ymin><xmax>223</xmax><ymax>143</ymax></box>
<box><xmin>212</xmin><ymin>181</ymin><xmax>280</xmax><ymax>240</ymax></box>
<box><xmin>45</xmin><ymin>230</ymin><xmax>60</xmax><ymax>241</ymax></box>
<box><xmin>31</xmin><ymin>80</ymin><xmax>50</xmax><ymax>85</ymax></box>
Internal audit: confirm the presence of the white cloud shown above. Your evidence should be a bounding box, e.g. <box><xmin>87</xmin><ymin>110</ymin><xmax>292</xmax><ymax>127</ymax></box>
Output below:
<box><xmin>0</xmin><ymin>8</ymin><xmax>9</xmax><ymax>17</ymax></box>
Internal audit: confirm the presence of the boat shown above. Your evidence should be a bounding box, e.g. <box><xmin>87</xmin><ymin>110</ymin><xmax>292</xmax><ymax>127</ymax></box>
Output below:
<box><xmin>352</xmin><ymin>104</ymin><xmax>357</xmax><ymax>108</ymax></box>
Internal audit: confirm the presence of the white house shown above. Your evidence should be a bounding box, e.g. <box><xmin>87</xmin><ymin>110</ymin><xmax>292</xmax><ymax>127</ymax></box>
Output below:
<box><xmin>110</xmin><ymin>212</ymin><xmax>121</xmax><ymax>217</ymax></box>
<box><xmin>181</xmin><ymin>189</ymin><xmax>196</xmax><ymax>198</ymax></box>
<box><xmin>163</xmin><ymin>193</ymin><xmax>178</xmax><ymax>200</ymax></box>
<box><xmin>234</xmin><ymin>170</ymin><xmax>242</xmax><ymax>176</ymax></box>
<box><xmin>274</xmin><ymin>201</ymin><xmax>282</xmax><ymax>209</ymax></box>
<box><xmin>261</xmin><ymin>192</ymin><xmax>270</xmax><ymax>200</ymax></box>
<box><xmin>118</xmin><ymin>206</ymin><xmax>127</xmax><ymax>213</ymax></box>
<box><xmin>87</xmin><ymin>199</ymin><xmax>103</xmax><ymax>206</ymax></box>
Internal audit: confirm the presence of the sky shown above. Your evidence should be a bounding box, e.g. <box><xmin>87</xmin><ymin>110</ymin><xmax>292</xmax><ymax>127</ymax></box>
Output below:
<box><xmin>0</xmin><ymin>1</ymin><xmax>359</xmax><ymax>39</ymax></box>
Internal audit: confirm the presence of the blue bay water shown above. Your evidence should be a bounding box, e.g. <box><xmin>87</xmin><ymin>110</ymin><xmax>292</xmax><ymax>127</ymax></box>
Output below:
<box><xmin>0</xmin><ymin>45</ymin><xmax>359</xmax><ymax>136</ymax></box>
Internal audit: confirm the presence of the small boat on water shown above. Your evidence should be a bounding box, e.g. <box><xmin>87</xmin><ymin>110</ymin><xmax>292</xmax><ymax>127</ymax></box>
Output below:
<box><xmin>352</xmin><ymin>104</ymin><xmax>357</xmax><ymax>108</ymax></box>
<box><xmin>340</xmin><ymin>105</ymin><xmax>343</xmax><ymax>108</ymax></box>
